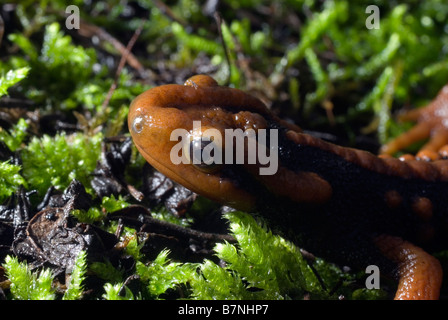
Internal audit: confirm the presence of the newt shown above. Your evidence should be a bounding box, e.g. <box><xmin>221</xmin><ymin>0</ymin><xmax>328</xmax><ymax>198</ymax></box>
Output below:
<box><xmin>128</xmin><ymin>74</ymin><xmax>448</xmax><ymax>300</ymax></box>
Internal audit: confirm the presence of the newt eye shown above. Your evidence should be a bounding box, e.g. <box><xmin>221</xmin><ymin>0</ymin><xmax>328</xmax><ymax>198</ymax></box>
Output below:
<box><xmin>185</xmin><ymin>128</ymin><xmax>223</xmax><ymax>173</ymax></box>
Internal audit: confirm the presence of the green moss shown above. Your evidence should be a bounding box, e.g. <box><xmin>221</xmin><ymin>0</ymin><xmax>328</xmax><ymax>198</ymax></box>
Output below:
<box><xmin>3</xmin><ymin>251</ymin><xmax>88</xmax><ymax>300</ymax></box>
<box><xmin>0</xmin><ymin>67</ymin><xmax>30</xmax><ymax>98</ymax></box>
<box><xmin>9</xmin><ymin>23</ymin><xmax>95</xmax><ymax>108</ymax></box>
<box><xmin>108</xmin><ymin>223</ymin><xmax>143</xmax><ymax>261</ymax></box>
<box><xmin>0</xmin><ymin>161</ymin><xmax>27</xmax><ymax>203</ymax></box>
<box><xmin>3</xmin><ymin>256</ymin><xmax>55</xmax><ymax>300</ymax></box>
<box><xmin>101</xmin><ymin>194</ymin><xmax>130</xmax><ymax>213</ymax></box>
<box><xmin>21</xmin><ymin>132</ymin><xmax>102</xmax><ymax>196</ymax></box>
<box><xmin>189</xmin><ymin>211</ymin><xmax>325</xmax><ymax>299</ymax></box>
<box><xmin>136</xmin><ymin>250</ymin><xmax>196</xmax><ymax>298</ymax></box>
<box><xmin>191</xmin><ymin>259</ymin><xmax>250</xmax><ymax>299</ymax></box>
<box><xmin>102</xmin><ymin>283</ymin><xmax>136</xmax><ymax>300</ymax></box>
<box><xmin>304</xmin><ymin>48</ymin><xmax>330</xmax><ymax>113</ymax></box>
<box><xmin>90</xmin><ymin>260</ymin><xmax>124</xmax><ymax>283</ymax></box>
<box><xmin>151</xmin><ymin>206</ymin><xmax>194</xmax><ymax>228</ymax></box>
<box><xmin>63</xmin><ymin>251</ymin><xmax>88</xmax><ymax>300</ymax></box>
<box><xmin>272</xmin><ymin>1</ymin><xmax>348</xmax><ymax>83</ymax></box>
<box><xmin>0</xmin><ymin>118</ymin><xmax>29</xmax><ymax>152</ymax></box>
<box><xmin>72</xmin><ymin>207</ymin><xmax>104</xmax><ymax>224</ymax></box>
<box><xmin>129</xmin><ymin>211</ymin><xmax>346</xmax><ymax>300</ymax></box>
<box><xmin>352</xmin><ymin>288</ymin><xmax>388</xmax><ymax>300</ymax></box>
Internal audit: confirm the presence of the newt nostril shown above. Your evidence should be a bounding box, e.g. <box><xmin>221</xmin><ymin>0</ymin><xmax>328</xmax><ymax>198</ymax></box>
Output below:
<box><xmin>132</xmin><ymin>115</ymin><xmax>144</xmax><ymax>134</ymax></box>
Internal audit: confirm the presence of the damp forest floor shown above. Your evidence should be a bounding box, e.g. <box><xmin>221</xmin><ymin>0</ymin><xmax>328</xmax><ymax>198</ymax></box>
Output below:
<box><xmin>1</xmin><ymin>0</ymin><xmax>448</xmax><ymax>301</ymax></box>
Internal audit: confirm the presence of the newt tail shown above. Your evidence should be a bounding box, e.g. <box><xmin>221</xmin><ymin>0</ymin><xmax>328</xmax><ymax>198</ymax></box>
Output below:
<box><xmin>128</xmin><ymin>74</ymin><xmax>448</xmax><ymax>300</ymax></box>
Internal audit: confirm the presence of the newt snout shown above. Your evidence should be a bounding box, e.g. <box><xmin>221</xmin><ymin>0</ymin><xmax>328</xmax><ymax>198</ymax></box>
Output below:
<box><xmin>128</xmin><ymin>77</ymin><xmax>264</xmax><ymax>212</ymax></box>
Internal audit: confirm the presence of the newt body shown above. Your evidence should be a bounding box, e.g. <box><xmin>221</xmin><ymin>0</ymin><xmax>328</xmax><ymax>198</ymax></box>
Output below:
<box><xmin>128</xmin><ymin>75</ymin><xmax>448</xmax><ymax>299</ymax></box>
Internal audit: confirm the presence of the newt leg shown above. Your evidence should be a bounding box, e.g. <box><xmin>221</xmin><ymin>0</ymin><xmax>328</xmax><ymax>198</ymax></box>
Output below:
<box><xmin>374</xmin><ymin>234</ymin><xmax>442</xmax><ymax>300</ymax></box>
<box><xmin>380</xmin><ymin>84</ymin><xmax>448</xmax><ymax>160</ymax></box>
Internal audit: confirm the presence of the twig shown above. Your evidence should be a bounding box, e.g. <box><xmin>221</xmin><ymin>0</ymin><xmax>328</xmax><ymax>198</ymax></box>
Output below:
<box><xmin>0</xmin><ymin>14</ymin><xmax>4</xmax><ymax>48</ymax></box>
<box><xmin>78</xmin><ymin>19</ymin><xmax>144</xmax><ymax>73</ymax></box>
<box><xmin>152</xmin><ymin>0</ymin><xmax>187</xmax><ymax>26</ymax></box>
<box><xmin>101</xmin><ymin>20</ymin><xmax>145</xmax><ymax>112</ymax></box>
<box><xmin>110</xmin><ymin>205</ymin><xmax>236</xmax><ymax>244</ymax></box>
<box><xmin>0</xmin><ymin>97</ymin><xmax>34</xmax><ymax>108</ymax></box>
<box><xmin>214</xmin><ymin>12</ymin><xmax>232</xmax><ymax>86</ymax></box>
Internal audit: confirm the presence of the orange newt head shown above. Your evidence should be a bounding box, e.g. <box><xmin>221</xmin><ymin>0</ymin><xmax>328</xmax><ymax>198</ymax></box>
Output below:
<box><xmin>129</xmin><ymin>74</ymin><xmax>333</xmax><ymax>211</ymax></box>
<box><xmin>128</xmin><ymin>75</ymin><xmax>271</xmax><ymax>212</ymax></box>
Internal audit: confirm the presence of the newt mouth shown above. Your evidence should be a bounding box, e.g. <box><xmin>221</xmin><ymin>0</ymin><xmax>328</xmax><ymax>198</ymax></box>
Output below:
<box><xmin>133</xmin><ymin>142</ymin><xmax>197</xmax><ymax>192</ymax></box>
<box><xmin>132</xmin><ymin>139</ymin><xmax>255</xmax><ymax>212</ymax></box>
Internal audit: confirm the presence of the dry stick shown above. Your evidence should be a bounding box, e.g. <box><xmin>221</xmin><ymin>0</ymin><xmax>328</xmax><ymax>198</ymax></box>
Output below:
<box><xmin>214</xmin><ymin>12</ymin><xmax>232</xmax><ymax>86</ymax></box>
<box><xmin>101</xmin><ymin>21</ymin><xmax>145</xmax><ymax>111</ymax></box>
<box><xmin>99</xmin><ymin>22</ymin><xmax>145</xmax><ymax>202</ymax></box>
<box><xmin>78</xmin><ymin>19</ymin><xmax>145</xmax><ymax>73</ymax></box>
<box><xmin>0</xmin><ymin>14</ymin><xmax>4</xmax><ymax>48</ymax></box>
<box><xmin>152</xmin><ymin>0</ymin><xmax>187</xmax><ymax>26</ymax></box>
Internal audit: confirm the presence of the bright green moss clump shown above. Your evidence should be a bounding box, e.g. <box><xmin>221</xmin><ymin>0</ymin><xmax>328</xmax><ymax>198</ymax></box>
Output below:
<box><xmin>189</xmin><ymin>211</ymin><xmax>323</xmax><ymax>299</ymax></box>
<box><xmin>0</xmin><ymin>161</ymin><xmax>27</xmax><ymax>204</ymax></box>
<box><xmin>21</xmin><ymin>132</ymin><xmax>102</xmax><ymax>196</ymax></box>
<box><xmin>113</xmin><ymin>211</ymin><xmax>341</xmax><ymax>300</ymax></box>
<box><xmin>136</xmin><ymin>250</ymin><xmax>196</xmax><ymax>298</ymax></box>
<box><xmin>4</xmin><ymin>256</ymin><xmax>55</xmax><ymax>300</ymax></box>
<box><xmin>4</xmin><ymin>251</ymin><xmax>88</xmax><ymax>300</ymax></box>
<box><xmin>62</xmin><ymin>251</ymin><xmax>88</xmax><ymax>300</ymax></box>
<box><xmin>0</xmin><ymin>67</ymin><xmax>30</xmax><ymax>98</ymax></box>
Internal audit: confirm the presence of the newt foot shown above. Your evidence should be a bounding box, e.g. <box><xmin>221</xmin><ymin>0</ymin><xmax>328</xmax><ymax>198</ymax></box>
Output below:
<box><xmin>381</xmin><ymin>84</ymin><xmax>448</xmax><ymax>161</ymax></box>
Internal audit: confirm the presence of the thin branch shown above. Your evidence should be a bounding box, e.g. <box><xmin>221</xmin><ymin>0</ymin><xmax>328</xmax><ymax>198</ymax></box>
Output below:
<box><xmin>101</xmin><ymin>20</ymin><xmax>145</xmax><ymax>112</ymax></box>
<box><xmin>214</xmin><ymin>12</ymin><xmax>232</xmax><ymax>86</ymax></box>
<box><xmin>78</xmin><ymin>19</ymin><xmax>144</xmax><ymax>73</ymax></box>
